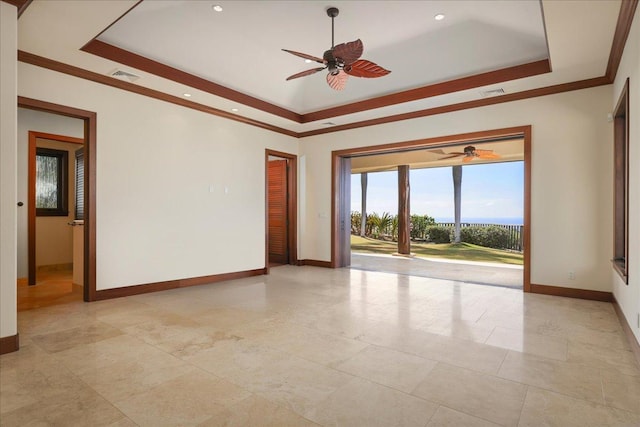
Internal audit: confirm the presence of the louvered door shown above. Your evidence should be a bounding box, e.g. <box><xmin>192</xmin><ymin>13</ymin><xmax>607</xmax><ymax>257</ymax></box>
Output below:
<box><xmin>268</xmin><ymin>160</ymin><xmax>288</xmax><ymax>264</ymax></box>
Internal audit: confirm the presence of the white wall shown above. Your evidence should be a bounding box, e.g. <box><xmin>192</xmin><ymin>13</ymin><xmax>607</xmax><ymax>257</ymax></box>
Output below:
<box><xmin>16</xmin><ymin>110</ymin><xmax>84</xmax><ymax>277</ymax></box>
<box><xmin>17</xmin><ymin>63</ymin><xmax>298</xmax><ymax>291</ymax></box>
<box><xmin>612</xmin><ymin>6</ymin><xmax>640</xmax><ymax>344</ymax></box>
<box><xmin>299</xmin><ymin>85</ymin><xmax>613</xmax><ymax>292</ymax></box>
<box><xmin>0</xmin><ymin>2</ymin><xmax>17</xmax><ymax>339</ymax></box>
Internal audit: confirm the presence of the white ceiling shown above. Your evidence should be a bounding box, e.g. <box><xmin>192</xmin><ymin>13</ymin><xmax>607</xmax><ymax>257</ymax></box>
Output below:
<box><xmin>16</xmin><ymin>0</ymin><xmax>622</xmax><ymax>134</ymax></box>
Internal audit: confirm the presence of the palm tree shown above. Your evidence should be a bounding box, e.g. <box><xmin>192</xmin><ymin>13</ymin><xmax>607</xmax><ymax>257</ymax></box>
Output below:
<box><xmin>452</xmin><ymin>165</ymin><xmax>462</xmax><ymax>243</ymax></box>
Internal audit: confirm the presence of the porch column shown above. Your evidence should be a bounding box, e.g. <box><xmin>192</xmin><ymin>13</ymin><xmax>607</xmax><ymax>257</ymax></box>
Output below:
<box><xmin>360</xmin><ymin>172</ymin><xmax>367</xmax><ymax>236</ymax></box>
<box><xmin>398</xmin><ymin>165</ymin><xmax>411</xmax><ymax>255</ymax></box>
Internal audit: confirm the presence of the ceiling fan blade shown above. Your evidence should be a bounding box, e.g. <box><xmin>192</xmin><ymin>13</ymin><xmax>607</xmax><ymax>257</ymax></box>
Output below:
<box><xmin>475</xmin><ymin>150</ymin><xmax>501</xmax><ymax>159</ymax></box>
<box><xmin>326</xmin><ymin>70</ymin><xmax>348</xmax><ymax>91</ymax></box>
<box><xmin>286</xmin><ymin>67</ymin><xmax>326</xmax><ymax>81</ymax></box>
<box><xmin>282</xmin><ymin>49</ymin><xmax>324</xmax><ymax>64</ymax></box>
<box><xmin>332</xmin><ymin>39</ymin><xmax>363</xmax><ymax>66</ymax></box>
<box><xmin>344</xmin><ymin>59</ymin><xmax>391</xmax><ymax>78</ymax></box>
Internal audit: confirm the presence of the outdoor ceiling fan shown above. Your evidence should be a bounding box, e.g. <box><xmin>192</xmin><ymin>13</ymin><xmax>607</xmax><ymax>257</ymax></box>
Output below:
<box><xmin>282</xmin><ymin>7</ymin><xmax>391</xmax><ymax>91</ymax></box>
<box><xmin>434</xmin><ymin>146</ymin><xmax>501</xmax><ymax>163</ymax></box>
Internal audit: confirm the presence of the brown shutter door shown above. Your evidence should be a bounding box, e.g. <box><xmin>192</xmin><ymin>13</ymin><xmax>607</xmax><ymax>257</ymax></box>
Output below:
<box><xmin>268</xmin><ymin>160</ymin><xmax>288</xmax><ymax>264</ymax></box>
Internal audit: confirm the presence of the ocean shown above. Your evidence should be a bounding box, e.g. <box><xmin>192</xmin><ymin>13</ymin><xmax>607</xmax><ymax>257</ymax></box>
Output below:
<box><xmin>433</xmin><ymin>217</ymin><xmax>524</xmax><ymax>225</ymax></box>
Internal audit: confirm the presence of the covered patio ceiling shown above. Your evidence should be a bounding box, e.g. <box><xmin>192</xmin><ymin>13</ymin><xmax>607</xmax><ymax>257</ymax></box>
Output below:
<box><xmin>350</xmin><ymin>138</ymin><xmax>525</xmax><ymax>174</ymax></box>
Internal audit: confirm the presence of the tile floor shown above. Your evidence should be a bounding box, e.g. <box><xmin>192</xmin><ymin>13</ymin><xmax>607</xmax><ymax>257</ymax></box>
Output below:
<box><xmin>1</xmin><ymin>265</ymin><xmax>639</xmax><ymax>426</ymax></box>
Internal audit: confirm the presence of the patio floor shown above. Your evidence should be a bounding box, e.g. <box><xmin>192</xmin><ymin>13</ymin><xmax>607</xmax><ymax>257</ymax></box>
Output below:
<box><xmin>350</xmin><ymin>252</ymin><xmax>523</xmax><ymax>289</ymax></box>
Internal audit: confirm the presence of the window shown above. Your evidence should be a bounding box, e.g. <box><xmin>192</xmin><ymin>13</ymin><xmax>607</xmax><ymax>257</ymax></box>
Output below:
<box><xmin>613</xmin><ymin>78</ymin><xmax>629</xmax><ymax>283</ymax></box>
<box><xmin>75</xmin><ymin>147</ymin><xmax>84</xmax><ymax>220</ymax></box>
<box><xmin>35</xmin><ymin>148</ymin><xmax>68</xmax><ymax>216</ymax></box>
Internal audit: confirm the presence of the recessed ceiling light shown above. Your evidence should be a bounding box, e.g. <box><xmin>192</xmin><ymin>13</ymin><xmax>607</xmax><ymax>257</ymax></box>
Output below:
<box><xmin>434</xmin><ymin>13</ymin><xmax>445</xmax><ymax>21</ymax></box>
<box><xmin>183</xmin><ymin>93</ymin><xmax>192</xmax><ymax>97</ymax></box>
<box><xmin>304</xmin><ymin>59</ymin><xmax>312</xmax><ymax>63</ymax></box>
<box><xmin>212</xmin><ymin>5</ymin><xmax>223</xmax><ymax>12</ymax></box>
<box><xmin>231</xmin><ymin>108</ymin><xmax>239</xmax><ymax>112</ymax></box>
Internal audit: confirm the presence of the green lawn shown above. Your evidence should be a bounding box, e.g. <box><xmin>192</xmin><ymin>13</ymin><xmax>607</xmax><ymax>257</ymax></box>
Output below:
<box><xmin>351</xmin><ymin>235</ymin><xmax>524</xmax><ymax>265</ymax></box>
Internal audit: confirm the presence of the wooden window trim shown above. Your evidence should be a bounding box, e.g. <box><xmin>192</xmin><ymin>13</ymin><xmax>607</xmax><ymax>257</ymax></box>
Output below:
<box><xmin>613</xmin><ymin>78</ymin><xmax>629</xmax><ymax>283</ymax></box>
<box><xmin>35</xmin><ymin>147</ymin><xmax>69</xmax><ymax>217</ymax></box>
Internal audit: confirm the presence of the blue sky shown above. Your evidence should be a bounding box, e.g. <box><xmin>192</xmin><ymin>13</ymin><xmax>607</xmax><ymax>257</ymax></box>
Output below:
<box><xmin>351</xmin><ymin>161</ymin><xmax>524</xmax><ymax>222</ymax></box>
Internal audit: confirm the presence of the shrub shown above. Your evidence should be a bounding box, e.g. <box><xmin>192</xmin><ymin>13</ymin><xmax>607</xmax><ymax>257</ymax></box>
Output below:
<box><xmin>482</xmin><ymin>225</ymin><xmax>511</xmax><ymax>249</ymax></box>
<box><xmin>427</xmin><ymin>225</ymin><xmax>451</xmax><ymax>243</ymax></box>
<box><xmin>460</xmin><ymin>225</ymin><xmax>510</xmax><ymax>249</ymax></box>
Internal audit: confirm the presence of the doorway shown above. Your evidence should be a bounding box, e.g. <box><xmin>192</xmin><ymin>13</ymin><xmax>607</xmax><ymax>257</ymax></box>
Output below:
<box><xmin>18</xmin><ymin>97</ymin><xmax>97</xmax><ymax>302</ymax></box>
<box><xmin>20</xmin><ymin>131</ymin><xmax>84</xmax><ymax>310</ymax></box>
<box><xmin>332</xmin><ymin>126</ymin><xmax>532</xmax><ymax>292</ymax></box>
<box><xmin>265</xmin><ymin>150</ymin><xmax>297</xmax><ymax>270</ymax></box>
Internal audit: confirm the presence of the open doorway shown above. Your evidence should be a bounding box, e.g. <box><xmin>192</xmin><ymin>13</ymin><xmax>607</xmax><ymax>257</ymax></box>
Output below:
<box><xmin>332</xmin><ymin>126</ymin><xmax>531</xmax><ymax>292</ymax></box>
<box><xmin>265</xmin><ymin>149</ymin><xmax>297</xmax><ymax>270</ymax></box>
<box><xmin>17</xmin><ymin>97</ymin><xmax>97</xmax><ymax>302</ymax></box>
<box><xmin>19</xmin><ymin>131</ymin><xmax>84</xmax><ymax>310</ymax></box>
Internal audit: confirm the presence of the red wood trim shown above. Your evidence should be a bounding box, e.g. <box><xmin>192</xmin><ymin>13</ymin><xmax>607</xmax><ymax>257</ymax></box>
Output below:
<box><xmin>1</xmin><ymin>0</ymin><xmax>31</xmax><ymax>17</ymax></box>
<box><xmin>29</xmin><ymin>131</ymin><xmax>83</xmax><ymax>145</ymax></box>
<box><xmin>612</xmin><ymin>295</ymin><xmax>640</xmax><ymax>368</ymax></box>
<box><xmin>523</xmin><ymin>125</ymin><xmax>532</xmax><ymax>292</ymax></box>
<box><xmin>297</xmin><ymin>259</ymin><xmax>333</xmax><ymax>268</ymax></box>
<box><xmin>81</xmin><ymin>40</ymin><xmax>302</xmax><ymax>123</ymax></box>
<box><xmin>300</xmin><ymin>77</ymin><xmax>610</xmax><ymax>138</ymax></box>
<box><xmin>85</xmin><ymin>112</ymin><xmax>97</xmax><ymax>302</ymax></box>
<box><xmin>333</xmin><ymin>126</ymin><xmax>531</xmax><ymax>157</ymax></box>
<box><xmin>302</xmin><ymin>60</ymin><xmax>551</xmax><ymax>123</ymax></box>
<box><xmin>18</xmin><ymin>97</ymin><xmax>98</xmax><ymax>302</ymax></box>
<box><xmin>17</xmin><ymin>51</ymin><xmax>297</xmax><ymax>138</ymax></box>
<box><xmin>0</xmin><ymin>334</ymin><xmax>19</xmax><ymax>355</ymax></box>
<box><xmin>94</xmin><ymin>268</ymin><xmax>267</xmax><ymax>300</ymax></box>
<box><xmin>27</xmin><ymin>133</ymin><xmax>36</xmax><ymax>285</ymax></box>
<box><xmin>606</xmin><ymin>0</ymin><xmax>639</xmax><ymax>82</ymax></box>
<box><xmin>530</xmin><ymin>283</ymin><xmax>613</xmax><ymax>302</ymax></box>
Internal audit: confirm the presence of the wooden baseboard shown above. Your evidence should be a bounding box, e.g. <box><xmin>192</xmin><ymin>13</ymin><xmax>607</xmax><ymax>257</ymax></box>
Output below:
<box><xmin>612</xmin><ymin>295</ymin><xmax>640</xmax><ymax>369</ymax></box>
<box><xmin>297</xmin><ymin>259</ymin><xmax>333</xmax><ymax>268</ymax></box>
<box><xmin>530</xmin><ymin>283</ymin><xmax>613</xmax><ymax>302</ymax></box>
<box><xmin>36</xmin><ymin>263</ymin><xmax>73</xmax><ymax>272</ymax></box>
<box><xmin>94</xmin><ymin>268</ymin><xmax>267</xmax><ymax>301</ymax></box>
<box><xmin>0</xmin><ymin>334</ymin><xmax>19</xmax><ymax>355</ymax></box>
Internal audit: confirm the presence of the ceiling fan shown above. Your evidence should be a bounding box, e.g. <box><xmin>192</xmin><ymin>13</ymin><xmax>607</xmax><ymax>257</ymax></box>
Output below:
<box><xmin>282</xmin><ymin>7</ymin><xmax>391</xmax><ymax>91</ymax></box>
<box><xmin>433</xmin><ymin>146</ymin><xmax>501</xmax><ymax>163</ymax></box>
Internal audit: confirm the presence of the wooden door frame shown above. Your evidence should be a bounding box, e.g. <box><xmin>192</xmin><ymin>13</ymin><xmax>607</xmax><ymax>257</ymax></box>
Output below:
<box><xmin>19</xmin><ymin>97</ymin><xmax>98</xmax><ymax>301</ymax></box>
<box><xmin>331</xmin><ymin>126</ymin><xmax>532</xmax><ymax>292</ymax></box>
<box><xmin>265</xmin><ymin>149</ymin><xmax>298</xmax><ymax>272</ymax></box>
<box><xmin>28</xmin><ymin>131</ymin><xmax>83</xmax><ymax>286</ymax></box>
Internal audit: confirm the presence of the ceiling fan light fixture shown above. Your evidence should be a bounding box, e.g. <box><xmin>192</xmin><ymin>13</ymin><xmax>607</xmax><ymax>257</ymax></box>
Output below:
<box><xmin>282</xmin><ymin>7</ymin><xmax>390</xmax><ymax>90</ymax></box>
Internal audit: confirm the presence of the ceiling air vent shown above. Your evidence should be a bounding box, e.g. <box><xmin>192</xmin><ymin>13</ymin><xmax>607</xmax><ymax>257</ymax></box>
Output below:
<box><xmin>108</xmin><ymin>69</ymin><xmax>140</xmax><ymax>83</ymax></box>
<box><xmin>480</xmin><ymin>88</ymin><xmax>505</xmax><ymax>98</ymax></box>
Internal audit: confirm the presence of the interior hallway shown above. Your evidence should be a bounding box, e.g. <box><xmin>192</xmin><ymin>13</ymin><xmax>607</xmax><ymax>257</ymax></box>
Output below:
<box><xmin>1</xmin><ymin>265</ymin><xmax>639</xmax><ymax>426</ymax></box>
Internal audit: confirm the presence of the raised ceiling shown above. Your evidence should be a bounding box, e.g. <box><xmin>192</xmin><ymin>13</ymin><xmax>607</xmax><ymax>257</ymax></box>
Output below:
<box><xmin>15</xmin><ymin>0</ymin><xmax>627</xmax><ymax>136</ymax></box>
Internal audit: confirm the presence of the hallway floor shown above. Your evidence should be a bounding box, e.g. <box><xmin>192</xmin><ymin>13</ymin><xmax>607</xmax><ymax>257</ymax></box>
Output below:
<box><xmin>2</xmin><ymin>266</ymin><xmax>639</xmax><ymax>426</ymax></box>
<box><xmin>17</xmin><ymin>269</ymin><xmax>83</xmax><ymax>311</ymax></box>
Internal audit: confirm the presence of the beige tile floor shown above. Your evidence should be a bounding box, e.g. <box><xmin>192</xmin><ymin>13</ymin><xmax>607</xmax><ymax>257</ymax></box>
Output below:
<box><xmin>1</xmin><ymin>265</ymin><xmax>639</xmax><ymax>426</ymax></box>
